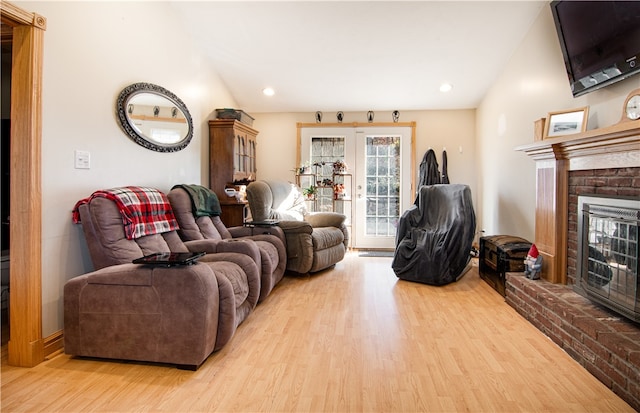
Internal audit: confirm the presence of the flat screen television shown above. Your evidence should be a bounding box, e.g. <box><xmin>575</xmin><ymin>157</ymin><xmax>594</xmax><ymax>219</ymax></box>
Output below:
<box><xmin>550</xmin><ymin>1</ymin><xmax>640</xmax><ymax>97</ymax></box>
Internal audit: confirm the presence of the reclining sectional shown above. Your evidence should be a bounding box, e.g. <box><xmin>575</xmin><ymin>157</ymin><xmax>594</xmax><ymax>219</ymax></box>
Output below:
<box><xmin>65</xmin><ymin>183</ymin><xmax>347</xmax><ymax>369</ymax></box>
<box><xmin>65</xmin><ymin>186</ymin><xmax>264</xmax><ymax>369</ymax></box>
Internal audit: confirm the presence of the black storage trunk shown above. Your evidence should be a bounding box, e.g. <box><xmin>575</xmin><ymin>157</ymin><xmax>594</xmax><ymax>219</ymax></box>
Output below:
<box><xmin>479</xmin><ymin>235</ymin><xmax>532</xmax><ymax>296</ymax></box>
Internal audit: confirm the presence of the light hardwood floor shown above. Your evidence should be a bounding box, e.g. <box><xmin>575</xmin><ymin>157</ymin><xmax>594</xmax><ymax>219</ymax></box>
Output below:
<box><xmin>1</xmin><ymin>252</ymin><xmax>634</xmax><ymax>412</ymax></box>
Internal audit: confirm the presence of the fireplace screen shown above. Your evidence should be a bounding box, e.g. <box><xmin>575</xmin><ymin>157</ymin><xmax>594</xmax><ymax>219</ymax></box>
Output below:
<box><xmin>577</xmin><ymin>195</ymin><xmax>639</xmax><ymax>323</ymax></box>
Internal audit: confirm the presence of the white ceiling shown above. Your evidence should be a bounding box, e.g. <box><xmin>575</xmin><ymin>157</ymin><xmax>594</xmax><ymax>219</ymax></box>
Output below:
<box><xmin>169</xmin><ymin>1</ymin><xmax>547</xmax><ymax>113</ymax></box>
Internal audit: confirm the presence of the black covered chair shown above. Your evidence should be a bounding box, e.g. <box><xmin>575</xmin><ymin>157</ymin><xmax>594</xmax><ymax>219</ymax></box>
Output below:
<box><xmin>392</xmin><ymin>184</ymin><xmax>476</xmax><ymax>285</ymax></box>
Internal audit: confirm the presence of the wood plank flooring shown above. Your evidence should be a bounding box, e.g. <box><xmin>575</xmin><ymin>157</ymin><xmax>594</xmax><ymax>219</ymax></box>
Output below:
<box><xmin>1</xmin><ymin>252</ymin><xmax>634</xmax><ymax>412</ymax></box>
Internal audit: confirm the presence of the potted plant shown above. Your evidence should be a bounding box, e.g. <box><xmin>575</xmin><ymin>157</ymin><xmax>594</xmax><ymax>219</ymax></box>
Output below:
<box><xmin>333</xmin><ymin>160</ymin><xmax>347</xmax><ymax>174</ymax></box>
<box><xmin>302</xmin><ymin>185</ymin><xmax>317</xmax><ymax>199</ymax></box>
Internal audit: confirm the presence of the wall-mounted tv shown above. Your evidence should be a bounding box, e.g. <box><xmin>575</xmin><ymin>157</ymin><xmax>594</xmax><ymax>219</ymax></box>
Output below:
<box><xmin>550</xmin><ymin>1</ymin><xmax>640</xmax><ymax>97</ymax></box>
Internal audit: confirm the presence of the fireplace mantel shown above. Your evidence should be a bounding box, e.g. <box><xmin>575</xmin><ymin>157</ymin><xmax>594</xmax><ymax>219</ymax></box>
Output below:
<box><xmin>517</xmin><ymin>120</ymin><xmax>640</xmax><ymax>170</ymax></box>
<box><xmin>516</xmin><ymin>120</ymin><xmax>640</xmax><ymax>283</ymax></box>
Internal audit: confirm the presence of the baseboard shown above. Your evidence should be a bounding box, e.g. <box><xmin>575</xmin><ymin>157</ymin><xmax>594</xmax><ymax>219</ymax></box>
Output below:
<box><xmin>43</xmin><ymin>330</ymin><xmax>63</xmax><ymax>360</ymax></box>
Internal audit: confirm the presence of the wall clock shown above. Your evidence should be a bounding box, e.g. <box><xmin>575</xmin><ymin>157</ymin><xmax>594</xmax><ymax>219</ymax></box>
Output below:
<box><xmin>626</xmin><ymin>94</ymin><xmax>640</xmax><ymax>120</ymax></box>
<box><xmin>622</xmin><ymin>88</ymin><xmax>640</xmax><ymax>121</ymax></box>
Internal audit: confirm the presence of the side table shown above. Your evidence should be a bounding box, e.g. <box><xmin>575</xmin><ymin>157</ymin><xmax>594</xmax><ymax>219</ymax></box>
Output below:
<box><xmin>219</xmin><ymin>199</ymin><xmax>248</xmax><ymax>227</ymax></box>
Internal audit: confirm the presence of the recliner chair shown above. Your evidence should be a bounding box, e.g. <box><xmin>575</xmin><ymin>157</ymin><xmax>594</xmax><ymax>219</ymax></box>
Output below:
<box><xmin>392</xmin><ymin>184</ymin><xmax>476</xmax><ymax>285</ymax></box>
<box><xmin>246</xmin><ymin>180</ymin><xmax>348</xmax><ymax>274</ymax></box>
<box><xmin>168</xmin><ymin>184</ymin><xmax>286</xmax><ymax>302</ymax></box>
<box><xmin>65</xmin><ymin>261</ymin><xmax>230</xmax><ymax>369</ymax></box>
<box><xmin>65</xmin><ymin>186</ymin><xmax>261</xmax><ymax>368</ymax></box>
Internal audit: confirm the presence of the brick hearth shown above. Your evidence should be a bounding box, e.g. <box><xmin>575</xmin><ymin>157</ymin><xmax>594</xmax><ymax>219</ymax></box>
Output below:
<box><xmin>506</xmin><ymin>273</ymin><xmax>640</xmax><ymax>411</ymax></box>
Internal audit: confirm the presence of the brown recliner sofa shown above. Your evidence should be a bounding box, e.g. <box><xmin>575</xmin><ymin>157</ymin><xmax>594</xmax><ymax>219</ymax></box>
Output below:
<box><xmin>168</xmin><ymin>185</ymin><xmax>287</xmax><ymax>302</ymax></box>
<box><xmin>246</xmin><ymin>180</ymin><xmax>348</xmax><ymax>274</ymax></box>
<box><xmin>65</xmin><ymin>262</ymin><xmax>229</xmax><ymax>369</ymax></box>
<box><xmin>65</xmin><ymin>187</ymin><xmax>261</xmax><ymax>369</ymax></box>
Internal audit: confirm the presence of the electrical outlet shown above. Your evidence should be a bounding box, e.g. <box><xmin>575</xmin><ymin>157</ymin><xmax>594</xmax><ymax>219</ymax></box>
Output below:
<box><xmin>74</xmin><ymin>150</ymin><xmax>90</xmax><ymax>169</ymax></box>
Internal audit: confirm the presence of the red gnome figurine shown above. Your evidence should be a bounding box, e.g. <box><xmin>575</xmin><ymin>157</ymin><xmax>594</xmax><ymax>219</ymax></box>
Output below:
<box><xmin>524</xmin><ymin>243</ymin><xmax>542</xmax><ymax>280</ymax></box>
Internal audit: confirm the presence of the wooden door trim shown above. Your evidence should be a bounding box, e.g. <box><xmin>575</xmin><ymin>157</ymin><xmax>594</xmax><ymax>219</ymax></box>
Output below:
<box><xmin>296</xmin><ymin>121</ymin><xmax>417</xmax><ymax>199</ymax></box>
<box><xmin>1</xmin><ymin>1</ymin><xmax>46</xmax><ymax>367</ymax></box>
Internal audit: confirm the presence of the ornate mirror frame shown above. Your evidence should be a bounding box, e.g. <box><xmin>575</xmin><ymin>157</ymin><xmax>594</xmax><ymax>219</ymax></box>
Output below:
<box><xmin>116</xmin><ymin>82</ymin><xmax>194</xmax><ymax>152</ymax></box>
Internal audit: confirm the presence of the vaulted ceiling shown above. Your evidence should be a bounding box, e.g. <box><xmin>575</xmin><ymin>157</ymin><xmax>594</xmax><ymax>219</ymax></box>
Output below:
<box><xmin>170</xmin><ymin>1</ymin><xmax>547</xmax><ymax>113</ymax></box>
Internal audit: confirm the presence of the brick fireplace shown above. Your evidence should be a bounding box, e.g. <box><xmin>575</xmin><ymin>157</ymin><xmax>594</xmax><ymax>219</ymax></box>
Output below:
<box><xmin>517</xmin><ymin>119</ymin><xmax>639</xmax><ymax>284</ymax></box>
<box><xmin>514</xmin><ymin>119</ymin><xmax>640</xmax><ymax>410</ymax></box>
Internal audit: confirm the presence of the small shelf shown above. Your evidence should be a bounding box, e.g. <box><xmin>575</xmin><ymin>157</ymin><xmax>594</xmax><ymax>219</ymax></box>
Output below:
<box><xmin>295</xmin><ymin>169</ymin><xmax>352</xmax><ymax>215</ymax></box>
<box><xmin>129</xmin><ymin>114</ymin><xmax>186</xmax><ymax>123</ymax></box>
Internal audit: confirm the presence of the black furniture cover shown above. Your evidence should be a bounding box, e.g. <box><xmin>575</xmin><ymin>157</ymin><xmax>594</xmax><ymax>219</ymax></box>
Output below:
<box><xmin>392</xmin><ymin>184</ymin><xmax>476</xmax><ymax>285</ymax></box>
<box><xmin>417</xmin><ymin>149</ymin><xmax>441</xmax><ymax>186</ymax></box>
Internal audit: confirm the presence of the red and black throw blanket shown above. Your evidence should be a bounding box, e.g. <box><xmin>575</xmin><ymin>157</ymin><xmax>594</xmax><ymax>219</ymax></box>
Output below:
<box><xmin>72</xmin><ymin>186</ymin><xmax>179</xmax><ymax>240</ymax></box>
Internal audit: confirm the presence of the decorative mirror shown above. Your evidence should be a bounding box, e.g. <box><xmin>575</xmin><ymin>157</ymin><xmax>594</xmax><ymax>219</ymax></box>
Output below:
<box><xmin>116</xmin><ymin>82</ymin><xmax>194</xmax><ymax>152</ymax></box>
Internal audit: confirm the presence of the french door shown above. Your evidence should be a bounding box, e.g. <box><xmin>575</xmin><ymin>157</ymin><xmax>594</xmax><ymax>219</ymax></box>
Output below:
<box><xmin>299</xmin><ymin>124</ymin><xmax>414</xmax><ymax>249</ymax></box>
<box><xmin>354</xmin><ymin>127</ymin><xmax>412</xmax><ymax>248</ymax></box>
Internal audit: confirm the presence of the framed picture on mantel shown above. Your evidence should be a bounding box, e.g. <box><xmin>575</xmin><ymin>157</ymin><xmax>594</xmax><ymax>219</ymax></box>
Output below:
<box><xmin>544</xmin><ymin>106</ymin><xmax>589</xmax><ymax>138</ymax></box>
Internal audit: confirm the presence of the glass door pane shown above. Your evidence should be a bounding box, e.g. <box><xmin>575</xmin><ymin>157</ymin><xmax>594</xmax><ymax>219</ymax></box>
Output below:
<box><xmin>365</xmin><ymin>136</ymin><xmax>400</xmax><ymax>237</ymax></box>
<box><xmin>311</xmin><ymin>137</ymin><xmax>345</xmax><ymax>213</ymax></box>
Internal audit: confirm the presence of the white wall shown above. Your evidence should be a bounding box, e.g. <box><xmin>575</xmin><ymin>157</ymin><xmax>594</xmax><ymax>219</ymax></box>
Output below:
<box><xmin>18</xmin><ymin>1</ymin><xmax>237</xmax><ymax>336</ymax></box>
<box><xmin>476</xmin><ymin>5</ymin><xmax>640</xmax><ymax>242</ymax></box>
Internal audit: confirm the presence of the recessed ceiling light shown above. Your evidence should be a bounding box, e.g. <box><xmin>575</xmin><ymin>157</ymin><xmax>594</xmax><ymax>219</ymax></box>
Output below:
<box><xmin>439</xmin><ymin>83</ymin><xmax>453</xmax><ymax>93</ymax></box>
<box><xmin>262</xmin><ymin>87</ymin><xmax>275</xmax><ymax>96</ymax></box>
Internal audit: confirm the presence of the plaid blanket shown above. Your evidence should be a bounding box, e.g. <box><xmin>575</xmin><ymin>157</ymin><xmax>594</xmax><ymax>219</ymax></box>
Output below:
<box><xmin>72</xmin><ymin>186</ymin><xmax>179</xmax><ymax>240</ymax></box>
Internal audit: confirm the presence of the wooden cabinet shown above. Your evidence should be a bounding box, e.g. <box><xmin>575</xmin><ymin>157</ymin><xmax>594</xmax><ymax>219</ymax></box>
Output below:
<box><xmin>209</xmin><ymin>119</ymin><xmax>258</xmax><ymax>227</ymax></box>
<box><xmin>208</xmin><ymin>119</ymin><xmax>258</xmax><ymax>199</ymax></box>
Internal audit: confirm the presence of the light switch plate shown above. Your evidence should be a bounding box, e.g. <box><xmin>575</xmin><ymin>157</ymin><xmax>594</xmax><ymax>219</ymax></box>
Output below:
<box><xmin>74</xmin><ymin>150</ymin><xmax>90</xmax><ymax>169</ymax></box>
